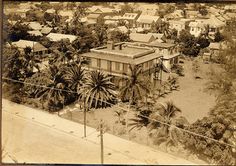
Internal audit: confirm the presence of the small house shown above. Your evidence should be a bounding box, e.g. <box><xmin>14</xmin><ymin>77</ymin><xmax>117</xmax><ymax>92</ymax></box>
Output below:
<box><xmin>129</xmin><ymin>33</ymin><xmax>156</xmax><ymax>43</ymax></box>
<box><xmin>136</xmin><ymin>15</ymin><xmax>160</xmax><ymax>30</ymax></box>
<box><xmin>11</xmin><ymin>40</ymin><xmax>48</xmax><ymax>55</ymax></box>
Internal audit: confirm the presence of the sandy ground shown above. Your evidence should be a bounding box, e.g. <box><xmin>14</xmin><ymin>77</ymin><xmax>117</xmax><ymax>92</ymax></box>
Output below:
<box><xmin>2</xmin><ymin>99</ymin><xmax>199</xmax><ymax>165</ymax></box>
<box><xmin>158</xmin><ymin>59</ymin><xmax>216</xmax><ymax>123</ymax></box>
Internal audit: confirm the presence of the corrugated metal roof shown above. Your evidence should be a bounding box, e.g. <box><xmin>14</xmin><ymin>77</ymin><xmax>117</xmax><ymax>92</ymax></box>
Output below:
<box><xmin>148</xmin><ymin>40</ymin><xmax>176</xmax><ymax>48</ymax></box>
<box><xmin>11</xmin><ymin>40</ymin><xmax>47</xmax><ymax>52</ymax></box>
<box><xmin>137</xmin><ymin>15</ymin><xmax>160</xmax><ymax>24</ymax></box>
<box><xmin>28</xmin><ymin>30</ymin><xmax>43</xmax><ymax>36</ymax></box>
<box><xmin>46</xmin><ymin>33</ymin><xmax>77</xmax><ymax>43</ymax></box>
<box><xmin>130</xmin><ymin>33</ymin><xmax>155</xmax><ymax>43</ymax></box>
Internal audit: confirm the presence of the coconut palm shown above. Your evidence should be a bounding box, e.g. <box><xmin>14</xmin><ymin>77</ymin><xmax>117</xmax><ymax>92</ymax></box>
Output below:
<box><xmin>36</xmin><ymin>64</ymin><xmax>69</xmax><ymax>112</ymax></box>
<box><xmin>79</xmin><ymin>71</ymin><xmax>117</xmax><ymax>109</ymax></box>
<box><xmin>148</xmin><ymin>101</ymin><xmax>181</xmax><ymax>146</ymax></box>
<box><xmin>120</xmin><ymin>65</ymin><xmax>151</xmax><ymax>105</ymax></box>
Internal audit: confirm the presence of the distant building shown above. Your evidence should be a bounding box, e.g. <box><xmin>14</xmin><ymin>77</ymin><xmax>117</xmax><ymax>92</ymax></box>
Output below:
<box><xmin>81</xmin><ymin>42</ymin><xmax>163</xmax><ymax>85</ymax></box>
<box><xmin>121</xmin><ymin>13</ymin><xmax>139</xmax><ymax>28</ymax></box>
<box><xmin>46</xmin><ymin>33</ymin><xmax>77</xmax><ymax>43</ymax></box>
<box><xmin>130</xmin><ymin>33</ymin><xmax>156</xmax><ymax>43</ymax></box>
<box><xmin>12</xmin><ymin>40</ymin><xmax>48</xmax><ymax>55</ymax></box>
<box><xmin>87</xmin><ymin>6</ymin><xmax>116</xmax><ymax>14</ymax></box>
<box><xmin>136</xmin><ymin>15</ymin><xmax>161</xmax><ymax>30</ymax></box>
<box><xmin>189</xmin><ymin>17</ymin><xmax>225</xmax><ymax>38</ymax></box>
<box><xmin>147</xmin><ymin>33</ymin><xmax>164</xmax><ymax>43</ymax></box>
<box><xmin>169</xmin><ymin>19</ymin><xmax>194</xmax><ymax>35</ymax></box>
<box><xmin>108</xmin><ymin>26</ymin><xmax>129</xmax><ymax>34</ymax></box>
<box><xmin>27</xmin><ymin>22</ymin><xmax>42</xmax><ymax>30</ymax></box>
<box><xmin>86</xmin><ymin>13</ymin><xmax>103</xmax><ymax>25</ymax></box>
<box><xmin>41</xmin><ymin>26</ymin><xmax>53</xmax><ymax>35</ymax></box>
<box><xmin>27</xmin><ymin>30</ymin><xmax>43</xmax><ymax>37</ymax></box>
<box><xmin>143</xmin><ymin>41</ymin><xmax>180</xmax><ymax>70</ymax></box>
<box><xmin>203</xmin><ymin>42</ymin><xmax>227</xmax><ymax>61</ymax></box>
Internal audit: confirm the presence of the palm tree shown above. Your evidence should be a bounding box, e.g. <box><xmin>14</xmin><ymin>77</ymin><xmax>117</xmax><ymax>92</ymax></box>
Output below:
<box><xmin>120</xmin><ymin>65</ymin><xmax>151</xmax><ymax>105</ymax></box>
<box><xmin>62</xmin><ymin>63</ymin><xmax>85</xmax><ymax>91</ymax></box>
<box><xmin>36</xmin><ymin>64</ymin><xmax>68</xmax><ymax>112</ymax></box>
<box><xmin>79</xmin><ymin>71</ymin><xmax>117</xmax><ymax>109</ymax></box>
<box><xmin>148</xmin><ymin>101</ymin><xmax>181</xmax><ymax>146</ymax></box>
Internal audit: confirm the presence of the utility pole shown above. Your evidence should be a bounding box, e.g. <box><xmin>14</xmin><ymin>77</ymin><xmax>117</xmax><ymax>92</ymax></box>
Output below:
<box><xmin>99</xmin><ymin>120</ymin><xmax>104</xmax><ymax>164</ymax></box>
<box><xmin>160</xmin><ymin>58</ymin><xmax>163</xmax><ymax>85</ymax></box>
<box><xmin>84</xmin><ymin>98</ymin><xmax>86</xmax><ymax>137</ymax></box>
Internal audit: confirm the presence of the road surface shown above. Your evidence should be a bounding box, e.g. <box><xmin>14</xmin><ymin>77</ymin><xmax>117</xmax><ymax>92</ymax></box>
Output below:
<box><xmin>2</xmin><ymin>99</ymin><xmax>200</xmax><ymax>165</ymax></box>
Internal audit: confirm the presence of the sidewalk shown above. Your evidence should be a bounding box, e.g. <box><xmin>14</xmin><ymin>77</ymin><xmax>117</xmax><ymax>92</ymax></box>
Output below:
<box><xmin>2</xmin><ymin>99</ymin><xmax>199</xmax><ymax>165</ymax></box>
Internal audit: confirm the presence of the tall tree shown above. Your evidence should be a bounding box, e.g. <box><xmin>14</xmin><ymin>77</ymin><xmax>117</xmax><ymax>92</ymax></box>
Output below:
<box><xmin>120</xmin><ymin>65</ymin><xmax>150</xmax><ymax>105</ymax></box>
<box><xmin>79</xmin><ymin>71</ymin><xmax>117</xmax><ymax>109</ymax></box>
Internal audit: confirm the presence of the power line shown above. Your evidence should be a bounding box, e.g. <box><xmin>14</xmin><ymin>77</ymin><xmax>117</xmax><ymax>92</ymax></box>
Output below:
<box><xmin>2</xmin><ymin>76</ymin><xmax>236</xmax><ymax>149</ymax></box>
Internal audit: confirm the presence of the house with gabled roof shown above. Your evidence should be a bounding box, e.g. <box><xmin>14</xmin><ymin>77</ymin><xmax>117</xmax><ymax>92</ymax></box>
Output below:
<box><xmin>136</xmin><ymin>15</ymin><xmax>161</xmax><ymax>30</ymax></box>
<box><xmin>169</xmin><ymin>18</ymin><xmax>194</xmax><ymax>36</ymax></box>
<box><xmin>86</xmin><ymin>13</ymin><xmax>103</xmax><ymax>25</ymax></box>
<box><xmin>11</xmin><ymin>40</ymin><xmax>48</xmax><ymax>55</ymax></box>
<box><xmin>27</xmin><ymin>30</ymin><xmax>43</xmax><ymax>37</ymax></box>
<box><xmin>41</xmin><ymin>26</ymin><xmax>53</xmax><ymax>35</ymax></box>
<box><xmin>27</xmin><ymin>22</ymin><xmax>42</xmax><ymax>30</ymax></box>
<box><xmin>130</xmin><ymin>33</ymin><xmax>156</xmax><ymax>43</ymax></box>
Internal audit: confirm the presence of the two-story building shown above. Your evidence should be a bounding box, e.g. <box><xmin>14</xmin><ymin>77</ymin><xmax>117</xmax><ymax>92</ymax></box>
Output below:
<box><xmin>121</xmin><ymin>13</ymin><xmax>139</xmax><ymax>28</ymax></box>
<box><xmin>143</xmin><ymin>41</ymin><xmax>180</xmax><ymax>70</ymax></box>
<box><xmin>81</xmin><ymin>42</ymin><xmax>163</xmax><ymax>86</ymax></box>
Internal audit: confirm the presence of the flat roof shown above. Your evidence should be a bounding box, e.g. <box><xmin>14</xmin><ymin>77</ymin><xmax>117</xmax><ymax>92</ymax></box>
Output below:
<box><xmin>146</xmin><ymin>41</ymin><xmax>176</xmax><ymax>48</ymax></box>
<box><xmin>99</xmin><ymin>45</ymin><xmax>151</xmax><ymax>57</ymax></box>
<box><xmin>82</xmin><ymin>43</ymin><xmax>162</xmax><ymax>65</ymax></box>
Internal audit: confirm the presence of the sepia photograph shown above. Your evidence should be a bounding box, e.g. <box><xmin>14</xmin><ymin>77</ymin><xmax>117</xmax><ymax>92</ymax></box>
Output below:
<box><xmin>1</xmin><ymin>1</ymin><xmax>236</xmax><ymax>165</ymax></box>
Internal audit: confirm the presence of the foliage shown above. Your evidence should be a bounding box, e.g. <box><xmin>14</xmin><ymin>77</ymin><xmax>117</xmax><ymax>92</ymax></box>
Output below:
<box><xmin>79</xmin><ymin>71</ymin><xmax>117</xmax><ymax>109</ymax></box>
<box><xmin>8</xmin><ymin>22</ymin><xmax>30</xmax><ymax>42</ymax></box>
<box><xmin>151</xmin><ymin>20</ymin><xmax>171</xmax><ymax>38</ymax></box>
<box><xmin>214</xmin><ymin>31</ymin><xmax>224</xmax><ymax>42</ymax></box>
<box><xmin>23</xmin><ymin>71</ymin><xmax>52</xmax><ymax>98</ymax></box>
<box><xmin>120</xmin><ymin>4</ymin><xmax>134</xmax><ymax>15</ymax></box>
<box><xmin>62</xmin><ymin>63</ymin><xmax>85</xmax><ymax>93</ymax></box>
<box><xmin>148</xmin><ymin>101</ymin><xmax>182</xmax><ymax>146</ymax></box>
<box><xmin>37</xmin><ymin>64</ymin><xmax>71</xmax><ymax>112</ymax></box>
<box><xmin>109</xmin><ymin>30</ymin><xmax>130</xmax><ymax>43</ymax></box>
<box><xmin>120</xmin><ymin>65</ymin><xmax>151</xmax><ymax>104</ymax></box>
<box><xmin>178</xmin><ymin>30</ymin><xmax>200</xmax><ymax>57</ymax></box>
<box><xmin>177</xmin><ymin>113</ymin><xmax>236</xmax><ymax>165</ymax></box>
<box><xmin>198</xmin><ymin>6</ymin><xmax>208</xmax><ymax>16</ymax></box>
<box><xmin>93</xmin><ymin>23</ymin><xmax>108</xmax><ymax>46</ymax></box>
<box><xmin>171</xmin><ymin>64</ymin><xmax>184</xmax><ymax>76</ymax></box>
<box><xmin>197</xmin><ymin>37</ymin><xmax>210</xmax><ymax>49</ymax></box>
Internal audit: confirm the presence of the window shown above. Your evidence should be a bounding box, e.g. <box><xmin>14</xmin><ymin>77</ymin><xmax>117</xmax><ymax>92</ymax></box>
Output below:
<box><xmin>107</xmin><ymin>61</ymin><xmax>111</xmax><ymax>71</ymax></box>
<box><xmin>115</xmin><ymin>62</ymin><xmax>120</xmax><ymax>71</ymax></box>
<box><xmin>149</xmin><ymin>61</ymin><xmax>153</xmax><ymax>68</ymax></box>
<box><xmin>123</xmin><ymin>63</ymin><xmax>128</xmax><ymax>72</ymax></box>
<box><xmin>97</xmin><ymin>59</ymin><xmax>101</xmax><ymax>68</ymax></box>
<box><xmin>145</xmin><ymin>61</ymin><xmax>149</xmax><ymax>68</ymax></box>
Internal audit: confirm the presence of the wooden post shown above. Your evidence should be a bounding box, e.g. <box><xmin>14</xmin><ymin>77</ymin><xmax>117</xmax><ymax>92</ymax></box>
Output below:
<box><xmin>160</xmin><ymin>58</ymin><xmax>163</xmax><ymax>85</ymax></box>
<box><xmin>84</xmin><ymin>99</ymin><xmax>86</xmax><ymax>137</ymax></box>
<box><xmin>100</xmin><ymin>120</ymin><xmax>104</xmax><ymax>164</ymax></box>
